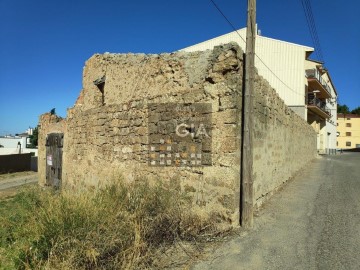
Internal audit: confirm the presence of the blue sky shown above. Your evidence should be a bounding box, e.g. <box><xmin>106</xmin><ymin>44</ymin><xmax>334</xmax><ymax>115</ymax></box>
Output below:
<box><xmin>0</xmin><ymin>0</ymin><xmax>359</xmax><ymax>135</ymax></box>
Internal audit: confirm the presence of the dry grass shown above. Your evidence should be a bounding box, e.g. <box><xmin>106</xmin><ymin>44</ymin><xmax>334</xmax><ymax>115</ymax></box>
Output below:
<box><xmin>0</xmin><ymin>187</ymin><xmax>20</xmax><ymax>199</ymax></box>
<box><xmin>0</xmin><ymin>179</ymin><xmax>227</xmax><ymax>269</ymax></box>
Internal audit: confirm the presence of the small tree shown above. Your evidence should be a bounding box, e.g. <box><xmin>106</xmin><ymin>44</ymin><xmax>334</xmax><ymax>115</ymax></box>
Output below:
<box><xmin>337</xmin><ymin>104</ymin><xmax>350</xmax><ymax>114</ymax></box>
<box><xmin>29</xmin><ymin>127</ymin><xmax>39</xmax><ymax>147</ymax></box>
<box><xmin>50</xmin><ymin>108</ymin><xmax>56</xmax><ymax>115</ymax></box>
<box><xmin>351</xmin><ymin>106</ymin><xmax>360</xmax><ymax>115</ymax></box>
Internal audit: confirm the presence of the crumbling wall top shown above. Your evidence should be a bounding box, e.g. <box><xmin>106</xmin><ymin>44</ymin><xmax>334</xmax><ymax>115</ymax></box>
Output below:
<box><xmin>72</xmin><ymin>42</ymin><xmax>243</xmax><ymax>111</ymax></box>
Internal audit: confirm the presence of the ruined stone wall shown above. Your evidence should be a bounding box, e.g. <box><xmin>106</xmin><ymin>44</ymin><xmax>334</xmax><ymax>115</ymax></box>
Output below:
<box><xmin>64</xmin><ymin>43</ymin><xmax>243</xmax><ymax>224</ymax></box>
<box><xmin>252</xmin><ymin>75</ymin><xmax>317</xmax><ymax>206</ymax></box>
<box><xmin>38</xmin><ymin>43</ymin><xmax>317</xmax><ymax>225</ymax></box>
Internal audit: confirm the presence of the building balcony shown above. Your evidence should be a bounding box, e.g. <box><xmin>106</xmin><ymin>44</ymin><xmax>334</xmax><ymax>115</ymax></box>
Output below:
<box><xmin>306</xmin><ymin>69</ymin><xmax>331</xmax><ymax>99</ymax></box>
<box><xmin>307</xmin><ymin>94</ymin><xmax>331</xmax><ymax>119</ymax></box>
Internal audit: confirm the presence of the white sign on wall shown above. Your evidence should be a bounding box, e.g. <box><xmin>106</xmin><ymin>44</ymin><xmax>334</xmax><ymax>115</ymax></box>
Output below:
<box><xmin>47</xmin><ymin>155</ymin><xmax>53</xmax><ymax>166</ymax></box>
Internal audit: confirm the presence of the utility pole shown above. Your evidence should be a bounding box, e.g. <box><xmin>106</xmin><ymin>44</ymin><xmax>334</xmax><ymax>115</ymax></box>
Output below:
<box><xmin>241</xmin><ymin>0</ymin><xmax>256</xmax><ymax>228</ymax></box>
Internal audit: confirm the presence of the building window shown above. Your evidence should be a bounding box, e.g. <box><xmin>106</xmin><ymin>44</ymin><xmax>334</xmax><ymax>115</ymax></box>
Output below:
<box><xmin>347</xmin><ymin>118</ymin><xmax>351</xmax><ymax>120</ymax></box>
<box><xmin>337</xmin><ymin>123</ymin><xmax>339</xmax><ymax>126</ymax></box>
<box><xmin>346</xmin><ymin>141</ymin><xmax>351</xmax><ymax>147</ymax></box>
<box><xmin>346</xmin><ymin>132</ymin><xmax>351</xmax><ymax>136</ymax></box>
<box><xmin>337</xmin><ymin>141</ymin><xmax>338</xmax><ymax>146</ymax></box>
<box><xmin>346</xmin><ymin>123</ymin><xmax>352</xmax><ymax>127</ymax></box>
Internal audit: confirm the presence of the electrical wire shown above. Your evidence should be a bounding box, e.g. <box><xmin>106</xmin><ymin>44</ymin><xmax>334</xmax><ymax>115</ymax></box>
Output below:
<box><xmin>300</xmin><ymin>0</ymin><xmax>324</xmax><ymax>62</ymax></box>
<box><xmin>208</xmin><ymin>0</ymin><xmax>305</xmax><ymax>98</ymax></box>
<box><xmin>208</xmin><ymin>0</ymin><xmax>246</xmax><ymax>43</ymax></box>
<box><xmin>306</xmin><ymin>0</ymin><xmax>324</xmax><ymax>61</ymax></box>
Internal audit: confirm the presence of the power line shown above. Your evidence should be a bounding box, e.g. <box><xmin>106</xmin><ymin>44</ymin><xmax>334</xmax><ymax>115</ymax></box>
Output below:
<box><xmin>300</xmin><ymin>0</ymin><xmax>324</xmax><ymax>62</ymax></box>
<box><xmin>208</xmin><ymin>0</ymin><xmax>246</xmax><ymax>43</ymax></box>
<box><xmin>254</xmin><ymin>54</ymin><xmax>305</xmax><ymax>98</ymax></box>
<box><xmin>303</xmin><ymin>0</ymin><xmax>322</xmax><ymax>60</ymax></box>
<box><xmin>306</xmin><ymin>0</ymin><xmax>324</xmax><ymax>61</ymax></box>
<box><xmin>208</xmin><ymin>0</ymin><xmax>305</xmax><ymax>99</ymax></box>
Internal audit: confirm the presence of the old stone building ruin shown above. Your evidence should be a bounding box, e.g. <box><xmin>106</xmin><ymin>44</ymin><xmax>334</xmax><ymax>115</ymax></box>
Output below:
<box><xmin>38</xmin><ymin>43</ymin><xmax>316</xmax><ymax>225</ymax></box>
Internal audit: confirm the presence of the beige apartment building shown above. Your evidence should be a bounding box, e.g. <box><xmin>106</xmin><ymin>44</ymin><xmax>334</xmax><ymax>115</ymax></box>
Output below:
<box><xmin>305</xmin><ymin>60</ymin><xmax>337</xmax><ymax>154</ymax></box>
<box><xmin>180</xmin><ymin>27</ymin><xmax>338</xmax><ymax>154</ymax></box>
<box><xmin>337</xmin><ymin>113</ymin><xmax>360</xmax><ymax>149</ymax></box>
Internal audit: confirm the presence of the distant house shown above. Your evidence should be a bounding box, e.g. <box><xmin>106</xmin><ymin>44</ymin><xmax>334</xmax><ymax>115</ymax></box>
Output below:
<box><xmin>337</xmin><ymin>114</ymin><xmax>360</xmax><ymax>149</ymax></box>
<box><xmin>0</xmin><ymin>136</ymin><xmax>27</xmax><ymax>154</ymax></box>
<box><xmin>0</xmin><ymin>128</ymin><xmax>38</xmax><ymax>156</ymax></box>
<box><xmin>180</xmin><ymin>27</ymin><xmax>338</xmax><ymax>154</ymax></box>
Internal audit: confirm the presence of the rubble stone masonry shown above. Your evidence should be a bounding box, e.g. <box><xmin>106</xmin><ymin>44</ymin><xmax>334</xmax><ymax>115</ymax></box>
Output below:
<box><xmin>38</xmin><ymin>43</ymin><xmax>316</xmax><ymax>225</ymax></box>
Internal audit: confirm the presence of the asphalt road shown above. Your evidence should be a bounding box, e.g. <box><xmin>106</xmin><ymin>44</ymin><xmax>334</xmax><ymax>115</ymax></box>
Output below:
<box><xmin>191</xmin><ymin>153</ymin><xmax>360</xmax><ymax>270</ymax></box>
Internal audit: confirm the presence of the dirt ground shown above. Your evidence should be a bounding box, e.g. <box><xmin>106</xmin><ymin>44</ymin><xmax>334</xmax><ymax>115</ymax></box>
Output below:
<box><xmin>0</xmin><ymin>171</ymin><xmax>38</xmax><ymax>198</ymax></box>
<box><xmin>0</xmin><ymin>171</ymin><xmax>36</xmax><ymax>181</ymax></box>
<box><xmin>1</xmin><ymin>153</ymin><xmax>359</xmax><ymax>270</ymax></box>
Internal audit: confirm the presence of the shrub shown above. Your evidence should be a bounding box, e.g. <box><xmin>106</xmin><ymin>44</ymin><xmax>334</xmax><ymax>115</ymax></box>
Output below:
<box><xmin>0</xmin><ymin>179</ymin><xmax>221</xmax><ymax>269</ymax></box>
